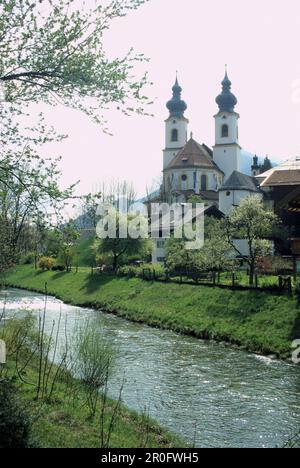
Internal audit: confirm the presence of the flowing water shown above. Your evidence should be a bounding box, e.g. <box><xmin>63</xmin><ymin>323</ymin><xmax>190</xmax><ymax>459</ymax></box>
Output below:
<box><xmin>1</xmin><ymin>287</ymin><xmax>300</xmax><ymax>448</ymax></box>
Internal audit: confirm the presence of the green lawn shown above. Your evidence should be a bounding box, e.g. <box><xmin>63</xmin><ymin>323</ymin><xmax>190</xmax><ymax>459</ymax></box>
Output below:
<box><xmin>2</xmin><ymin>265</ymin><xmax>300</xmax><ymax>359</ymax></box>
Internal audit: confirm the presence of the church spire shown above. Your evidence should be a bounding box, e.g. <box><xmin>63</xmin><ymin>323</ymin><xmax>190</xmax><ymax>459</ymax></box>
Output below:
<box><xmin>166</xmin><ymin>74</ymin><xmax>187</xmax><ymax>118</ymax></box>
<box><xmin>216</xmin><ymin>67</ymin><xmax>238</xmax><ymax>113</ymax></box>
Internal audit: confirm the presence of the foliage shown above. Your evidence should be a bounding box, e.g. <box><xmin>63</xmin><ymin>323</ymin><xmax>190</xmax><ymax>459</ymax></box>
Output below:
<box><xmin>0</xmin><ymin>0</ymin><xmax>151</xmax><ymax>125</ymax></box>
<box><xmin>80</xmin><ymin>193</ymin><xmax>102</xmax><ymax>229</ymax></box>
<box><xmin>38</xmin><ymin>256</ymin><xmax>55</xmax><ymax>271</ymax></box>
<box><xmin>72</xmin><ymin>321</ymin><xmax>116</xmax><ymax>419</ymax></box>
<box><xmin>166</xmin><ymin>217</ymin><xmax>236</xmax><ymax>274</ymax></box>
<box><xmin>96</xmin><ymin>211</ymin><xmax>150</xmax><ymax>271</ymax></box>
<box><xmin>20</xmin><ymin>251</ymin><xmax>36</xmax><ymax>265</ymax></box>
<box><xmin>224</xmin><ymin>196</ymin><xmax>280</xmax><ymax>285</ymax></box>
<box><xmin>118</xmin><ymin>263</ymin><xmax>166</xmax><ymax>279</ymax></box>
<box><xmin>0</xmin><ymin>105</ymin><xmax>77</xmax><ymax>272</ymax></box>
<box><xmin>0</xmin><ymin>310</ymin><xmax>182</xmax><ymax>448</ymax></box>
<box><xmin>56</xmin><ymin>223</ymin><xmax>80</xmax><ymax>271</ymax></box>
<box><xmin>0</xmin><ymin>378</ymin><xmax>32</xmax><ymax>448</ymax></box>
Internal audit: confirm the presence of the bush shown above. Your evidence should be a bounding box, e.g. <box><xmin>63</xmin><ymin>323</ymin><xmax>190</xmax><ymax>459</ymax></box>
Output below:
<box><xmin>118</xmin><ymin>264</ymin><xmax>166</xmax><ymax>280</ymax></box>
<box><xmin>38</xmin><ymin>256</ymin><xmax>55</xmax><ymax>271</ymax></box>
<box><xmin>51</xmin><ymin>265</ymin><xmax>66</xmax><ymax>272</ymax></box>
<box><xmin>0</xmin><ymin>379</ymin><xmax>33</xmax><ymax>448</ymax></box>
<box><xmin>20</xmin><ymin>252</ymin><xmax>36</xmax><ymax>265</ymax></box>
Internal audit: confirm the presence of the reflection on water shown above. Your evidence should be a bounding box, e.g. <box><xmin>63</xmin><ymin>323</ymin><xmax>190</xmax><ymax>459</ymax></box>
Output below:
<box><xmin>1</xmin><ymin>288</ymin><xmax>300</xmax><ymax>448</ymax></box>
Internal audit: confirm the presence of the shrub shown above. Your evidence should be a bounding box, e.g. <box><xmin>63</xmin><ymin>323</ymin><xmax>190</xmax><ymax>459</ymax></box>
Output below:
<box><xmin>20</xmin><ymin>252</ymin><xmax>36</xmax><ymax>265</ymax></box>
<box><xmin>0</xmin><ymin>379</ymin><xmax>33</xmax><ymax>448</ymax></box>
<box><xmin>118</xmin><ymin>264</ymin><xmax>166</xmax><ymax>280</ymax></box>
<box><xmin>38</xmin><ymin>256</ymin><xmax>55</xmax><ymax>271</ymax></box>
<box><xmin>51</xmin><ymin>265</ymin><xmax>66</xmax><ymax>272</ymax></box>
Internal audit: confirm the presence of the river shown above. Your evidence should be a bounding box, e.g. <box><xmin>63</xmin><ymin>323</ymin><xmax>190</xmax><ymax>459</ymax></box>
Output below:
<box><xmin>1</xmin><ymin>287</ymin><xmax>300</xmax><ymax>448</ymax></box>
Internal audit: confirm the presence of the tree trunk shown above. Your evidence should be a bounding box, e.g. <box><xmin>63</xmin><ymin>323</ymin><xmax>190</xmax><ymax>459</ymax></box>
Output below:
<box><xmin>249</xmin><ymin>261</ymin><xmax>255</xmax><ymax>286</ymax></box>
<box><xmin>113</xmin><ymin>254</ymin><xmax>118</xmax><ymax>272</ymax></box>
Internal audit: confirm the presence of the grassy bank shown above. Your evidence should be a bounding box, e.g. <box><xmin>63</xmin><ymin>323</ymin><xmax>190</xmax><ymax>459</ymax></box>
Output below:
<box><xmin>2</xmin><ymin>265</ymin><xmax>300</xmax><ymax>359</ymax></box>
<box><xmin>1</xmin><ymin>350</ymin><xmax>185</xmax><ymax>448</ymax></box>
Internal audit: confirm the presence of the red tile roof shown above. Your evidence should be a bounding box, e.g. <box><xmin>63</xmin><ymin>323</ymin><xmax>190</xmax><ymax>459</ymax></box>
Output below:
<box><xmin>165</xmin><ymin>138</ymin><xmax>224</xmax><ymax>174</ymax></box>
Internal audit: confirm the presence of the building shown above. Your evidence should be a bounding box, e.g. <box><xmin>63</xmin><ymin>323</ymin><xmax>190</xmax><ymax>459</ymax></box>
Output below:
<box><xmin>153</xmin><ymin>70</ymin><xmax>264</xmax><ymax>263</ymax></box>
<box><xmin>256</xmin><ymin>157</ymin><xmax>300</xmax><ymax>231</ymax></box>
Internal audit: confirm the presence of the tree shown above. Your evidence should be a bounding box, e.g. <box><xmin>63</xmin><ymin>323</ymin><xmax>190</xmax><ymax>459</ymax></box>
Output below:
<box><xmin>80</xmin><ymin>193</ymin><xmax>102</xmax><ymax>229</ymax></box>
<box><xmin>0</xmin><ymin>0</ymin><xmax>151</xmax><ymax>124</ymax></box>
<box><xmin>57</xmin><ymin>223</ymin><xmax>80</xmax><ymax>271</ymax></box>
<box><xmin>0</xmin><ymin>105</ymin><xmax>77</xmax><ymax>271</ymax></box>
<box><xmin>97</xmin><ymin>211</ymin><xmax>149</xmax><ymax>271</ymax></box>
<box><xmin>166</xmin><ymin>217</ymin><xmax>236</xmax><ymax>274</ymax></box>
<box><xmin>224</xmin><ymin>196</ymin><xmax>279</xmax><ymax>285</ymax></box>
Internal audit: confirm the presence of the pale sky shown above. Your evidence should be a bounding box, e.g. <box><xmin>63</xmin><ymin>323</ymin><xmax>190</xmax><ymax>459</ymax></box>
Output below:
<box><xmin>35</xmin><ymin>0</ymin><xmax>300</xmax><ymax>199</ymax></box>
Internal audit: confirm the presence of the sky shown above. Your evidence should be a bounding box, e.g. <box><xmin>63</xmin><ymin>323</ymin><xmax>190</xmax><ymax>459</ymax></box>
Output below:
<box><xmin>36</xmin><ymin>0</ymin><xmax>300</xmax><ymax>199</ymax></box>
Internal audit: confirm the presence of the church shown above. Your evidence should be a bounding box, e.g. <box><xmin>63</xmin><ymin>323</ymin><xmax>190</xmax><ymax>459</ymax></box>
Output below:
<box><xmin>151</xmin><ymin>70</ymin><xmax>300</xmax><ymax>264</ymax></box>
<box><xmin>162</xmin><ymin>70</ymin><xmax>262</xmax><ymax>213</ymax></box>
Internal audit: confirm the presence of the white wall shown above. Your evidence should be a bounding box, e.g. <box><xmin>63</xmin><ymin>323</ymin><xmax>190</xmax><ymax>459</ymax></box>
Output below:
<box><xmin>163</xmin><ymin>116</ymin><xmax>188</xmax><ymax>169</ymax></box>
<box><xmin>214</xmin><ymin>111</ymin><xmax>239</xmax><ymax>146</ymax></box>
<box><xmin>213</xmin><ymin>111</ymin><xmax>241</xmax><ymax>180</ymax></box>
<box><xmin>164</xmin><ymin>168</ymin><xmax>222</xmax><ymax>193</ymax></box>
<box><xmin>219</xmin><ymin>190</ymin><xmax>263</xmax><ymax>215</ymax></box>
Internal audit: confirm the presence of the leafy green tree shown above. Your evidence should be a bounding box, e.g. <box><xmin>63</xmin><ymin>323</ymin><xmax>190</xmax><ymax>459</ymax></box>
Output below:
<box><xmin>0</xmin><ymin>107</ymin><xmax>76</xmax><ymax>271</ymax></box>
<box><xmin>97</xmin><ymin>211</ymin><xmax>149</xmax><ymax>271</ymax></box>
<box><xmin>0</xmin><ymin>0</ymin><xmax>151</xmax><ymax>124</ymax></box>
<box><xmin>166</xmin><ymin>218</ymin><xmax>236</xmax><ymax>274</ymax></box>
<box><xmin>224</xmin><ymin>196</ymin><xmax>279</xmax><ymax>285</ymax></box>
<box><xmin>56</xmin><ymin>223</ymin><xmax>80</xmax><ymax>271</ymax></box>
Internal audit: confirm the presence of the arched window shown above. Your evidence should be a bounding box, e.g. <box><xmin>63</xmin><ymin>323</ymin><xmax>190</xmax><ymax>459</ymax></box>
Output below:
<box><xmin>171</xmin><ymin>129</ymin><xmax>178</xmax><ymax>142</ymax></box>
<box><xmin>221</xmin><ymin>124</ymin><xmax>229</xmax><ymax>138</ymax></box>
<box><xmin>201</xmin><ymin>174</ymin><xmax>208</xmax><ymax>191</ymax></box>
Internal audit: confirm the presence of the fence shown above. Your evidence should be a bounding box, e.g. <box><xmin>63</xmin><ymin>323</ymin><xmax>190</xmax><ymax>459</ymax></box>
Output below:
<box><xmin>140</xmin><ymin>268</ymin><xmax>293</xmax><ymax>295</ymax></box>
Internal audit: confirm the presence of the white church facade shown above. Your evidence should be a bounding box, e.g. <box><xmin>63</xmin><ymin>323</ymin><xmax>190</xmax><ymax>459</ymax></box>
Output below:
<box><xmin>153</xmin><ymin>71</ymin><xmax>263</xmax><ymax>263</ymax></box>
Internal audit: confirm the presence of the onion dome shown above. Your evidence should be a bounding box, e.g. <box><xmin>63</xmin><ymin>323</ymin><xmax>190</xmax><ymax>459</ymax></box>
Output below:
<box><xmin>166</xmin><ymin>76</ymin><xmax>187</xmax><ymax>118</ymax></box>
<box><xmin>216</xmin><ymin>70</ymin><xmax>237</xmax><ymax>113</ymax></box>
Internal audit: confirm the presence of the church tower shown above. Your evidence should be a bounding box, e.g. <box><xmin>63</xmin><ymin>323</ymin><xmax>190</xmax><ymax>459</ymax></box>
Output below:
<box><xmin>163</xmin><ymin>76</ymin><xmax>189</xmax><ymax>169</ymax></box>
<box><xmin>213</xmin><ymin>70</ymin><xmax>241</xmax><ymax>180</ymax></box>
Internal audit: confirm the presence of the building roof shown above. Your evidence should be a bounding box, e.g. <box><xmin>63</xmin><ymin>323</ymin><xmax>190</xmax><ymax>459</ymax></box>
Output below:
<box><xmin>220</xmin><ymin>170</ymin><xmax>260</xmax><ymax>192</ymax></box>
<box><xmin>215</xmin><ymin>70</ymin><xmax>238</xmax><ymax>113</ymax></box>
<box><xmin>258</xmin><ymin>157</ymin><xmax>300</xmax><ymax>187</ymax></box>
<box><xmin>165</xmin><ymin>137</ymin><xmax>224</xmax><ymax>173</ymax></box>
<box><xmin>166</xmin><ymin>76</ymin><xmax>187</xmax><ymax>118</ymax></box>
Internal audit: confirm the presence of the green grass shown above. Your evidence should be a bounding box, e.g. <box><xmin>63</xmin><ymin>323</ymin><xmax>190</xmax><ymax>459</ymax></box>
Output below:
<box><xmin>2</xmin><ymin>348</ymin><xmax>183</xmax><ymax>448</ymax></box>
<box><xmin>2</xmin><ymin>265</ymin><xmax>300</xmax><ymax>359</ymax></box>
<box><xmin>74</xmin><ymin>236</ymin><xmax>95</xmax><ymax>267</ymax></box>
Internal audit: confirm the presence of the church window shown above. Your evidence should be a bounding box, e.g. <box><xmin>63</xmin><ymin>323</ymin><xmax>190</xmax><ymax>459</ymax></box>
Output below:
<box><xmin>226</xmin><ymin>191</ymin><xmax>231</xmax><ymax>197</ymax></box>
<box><xmin>221</xmin><ymin>124</ymin><xmax>229</xmax><ymax>138</ymax></box>
<box><xmin>193</xmin><ymin>172</ymin><xmax>197</xmax><ymax>190</ymax></box>
<box><xmin>181</xmin><ymin>174</ymin><xmax>187</xmax><ymax>182</ymax></box>
<box><xmin>171</xmin><ymin>129</ymin><xmax>178</xmax><ymax>142</ymax></box>
<box><xmin>201</xmin><ymin>174</ymin><xmax>208</xmax><ymax>191</ymax></box>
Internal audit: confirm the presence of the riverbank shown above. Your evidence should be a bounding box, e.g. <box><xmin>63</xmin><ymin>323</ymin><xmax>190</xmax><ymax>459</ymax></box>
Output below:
<box><xmin>2</xmin><ymin>265</ymin><xmax>300</xmax><ymax>360</ymax></box>
<box><xmin>5</xmin><ymin>359</ymin><xmax>183</xmax><ymax>449</ymax></box>
<box><xmin>1</xmin><ymin>316</ymin><xmax>183</xmax><ymax>448</ymax></box>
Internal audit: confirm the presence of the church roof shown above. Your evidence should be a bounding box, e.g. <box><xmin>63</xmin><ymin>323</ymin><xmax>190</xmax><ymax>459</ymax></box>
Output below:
<box><xmin>166</xmin><ymin>76</ymin><xmax>187</xmax><ymax>118</ymax></box>
<box><xmin>165</xmin><ymin>137</ymin><xmax>224</xmax><ymax>173</ymax></box>
<box><xmin>220</xmin><ymin>171</ymin><xmax>260</xmax><ymax>192</ymax></box>
<box><xmin>216</xmin><ymin>70</ymin><xmax>238</xmax><ymax>113</ymax></box>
